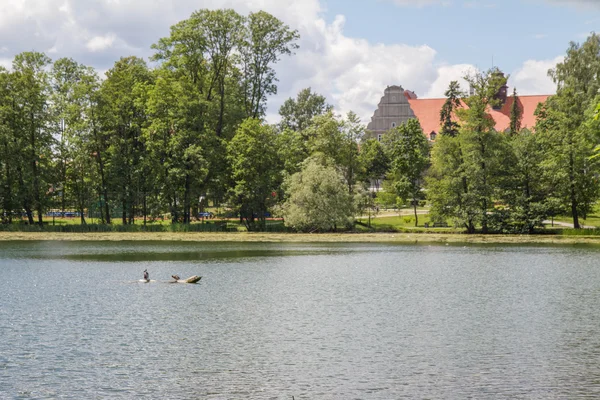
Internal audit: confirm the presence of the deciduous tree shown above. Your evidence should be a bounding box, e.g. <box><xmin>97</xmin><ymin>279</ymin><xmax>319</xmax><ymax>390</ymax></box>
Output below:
<box><xmin>383</xmin><ymin>118</ymin><xmax>429</xmax><ymax>226</ymax></box>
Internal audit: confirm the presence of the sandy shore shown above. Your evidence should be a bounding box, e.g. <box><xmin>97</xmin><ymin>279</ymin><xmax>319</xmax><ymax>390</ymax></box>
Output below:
<box><xmin>0</xmin><ymin>231</ymin><xmax>599</xmax><ymax>245</ymax></box>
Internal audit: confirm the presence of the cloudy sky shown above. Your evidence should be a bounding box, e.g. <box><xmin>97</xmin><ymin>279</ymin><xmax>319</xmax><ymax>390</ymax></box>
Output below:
<box><xmin>0</xmin><ymin>0</ymin><xmax>597</xmax><ymax>123</ymax></box>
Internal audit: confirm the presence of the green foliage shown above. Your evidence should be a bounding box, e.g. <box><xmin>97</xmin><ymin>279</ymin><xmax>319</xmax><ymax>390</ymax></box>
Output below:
<box><xmin>499</xmin><ymin>129</ymin><xmax>553</xmax><ymax>233</ymax></box>
<box><xmin>283</xmin><ymin>158</ymin><xmax>354</xmax><ymax>232</ymax></box>
<box><xmin>241</xmin><ymin>11</ymin><xmax>300</xmax><ymax>118</ymax></box>
<box><xmin>439</xmin><ymin>80</ymin><xmax>462</xmax><ymax>137</ymax></box>
<box><xmin>509</xmin><ymin>88</ymin><xmax>522</xmax><ymax>135</ymax></box>
<box><xmin>358</xmin><ymin>138</ymin><xmax>389</xmax><ymax>191</ymax></box>
<box><xmin>428</xmin><ymin>68</ymin><xmax>510</xmax><ymax>233</ymax></box>
<box><xmin>304</xmin><ymin>111</ymin><xmax>365</xmax><ymax>193</ymax></box>
<box><xmin>536</xmin><ymin>33</ymin><xmax>600</xmax><ymax>228</ymax></box>
<box><xmin>276</xmin><ymin>128</ymin><xmax>308</xmax><ymax>176</ymax></box>
<box><xmin>278</xmin><ymin>87</ymin><xmax>332</xmax><ymax>132</ymax></box>
<box><xmin>383</xmin><ymin>118</ymin><xmax>430</xmax><ymax>226</ymax></box>
<box><xmin>227</xmin><ymin>118</ymin><xmax>281</xmax><ymax>231</ymax></box>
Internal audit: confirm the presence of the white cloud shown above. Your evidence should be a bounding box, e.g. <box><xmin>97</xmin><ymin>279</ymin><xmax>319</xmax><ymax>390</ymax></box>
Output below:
<box><xmin>424</xmin><ymin>64</ymin><xmax>477</xmax><ymax>98</ymax></box>
<box><xmin>0</xmin><ymin>58</ymin><xmax>11</xmax><ymax>70</ymax></box>
<box><xmin>509</xmin><ymin>56</ymin><xmax>562</xmax><ymax>95</ymax></box>
<box><xmin>86</xmin><ymin>33</ymin><xmax>117</xmax><ymax>52</ymax></box>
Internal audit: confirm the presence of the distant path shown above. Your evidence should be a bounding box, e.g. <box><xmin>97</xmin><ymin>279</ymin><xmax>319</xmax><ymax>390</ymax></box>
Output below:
<box><xmin>544</xmin><ymin>220</ymin><xmax>596</xmax><ymax>229</ymax></box>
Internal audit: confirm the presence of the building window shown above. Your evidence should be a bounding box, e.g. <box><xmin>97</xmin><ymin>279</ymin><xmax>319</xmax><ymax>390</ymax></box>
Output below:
<box><xmin>391</xmin><ymin>122</ymin><xmax>396</xmax><ymax>128</ymax></box>
<box><xmin>377</xmin><ymin>134</ymin><xmax>383</xmax><ymax>142</ymax></box>
<box><xmin>430</xmin><ymin>132</ymin><xmax>437</xmax><ymax>141</ymax></box>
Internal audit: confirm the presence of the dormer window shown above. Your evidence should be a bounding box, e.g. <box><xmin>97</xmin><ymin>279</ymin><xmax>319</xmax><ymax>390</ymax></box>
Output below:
<box><xmin>430</xmin><ymin>132</ymin><xmax>437</xmax><ymax>141</ymax></box>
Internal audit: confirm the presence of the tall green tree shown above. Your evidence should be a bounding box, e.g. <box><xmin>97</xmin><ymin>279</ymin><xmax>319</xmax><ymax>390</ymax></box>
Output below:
<box><xmin>11</xmin><ymin>52</ymin><xmax>54</xmax><ymax>225</ymax></box>
<box><xmin>500</xmin><ymin>129</ymin><xmax>551</xmax><ymax>233</ymax></box>
<box><xmin>101</xmin><ymin>56</ymin><xmax>152</xmax><ymax>224</ymax></box>
<box><xmin>142</xmin><ymin>68</ymin><xmax>209</xmax><ymax>223</ymax></box>
<box><xmin>50</xmin><ymin>58</ymin><xmax>101</xmax><ymax>224</ymax></box>
<box><xmin>428</xmin><ymin>69</ymin><xmax>509</xmax><ymax>233</ymax></box>
<box><xmin>0</xmin><ymin>67</ymin><xmax>18</xmax><ymax>223</ymax></box>
<box><xmin>536</xmin><ymin>33</ymin><xmax>600</xmax><ymax>228</ymax></box>
<box><xmin>240</xmin><ymin>11</ymin><xmax>299</xmax><ymax>118</ymax></box>
<box><xmin>383</xmin><ymin>119</ymin><xmax>430</xmax><ymax>226</ymax></box>
<box><xmin>227</xmin><ymin>118</ymin><xmax>281</xmax><ymax>231</ymax></box>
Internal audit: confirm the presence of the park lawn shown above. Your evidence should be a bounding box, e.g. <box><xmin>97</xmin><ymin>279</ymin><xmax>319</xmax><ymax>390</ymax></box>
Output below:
<box><xmin>356</xmin><ymin>214</ymin><xmax>457</xmax><ymax>232</ymax></box>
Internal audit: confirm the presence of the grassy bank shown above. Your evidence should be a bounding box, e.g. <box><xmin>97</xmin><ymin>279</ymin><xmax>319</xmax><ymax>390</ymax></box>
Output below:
<box><xmin>2</xmin><ymin>231</ymin><xmax>600</xmax><ymax>244</ymax></box>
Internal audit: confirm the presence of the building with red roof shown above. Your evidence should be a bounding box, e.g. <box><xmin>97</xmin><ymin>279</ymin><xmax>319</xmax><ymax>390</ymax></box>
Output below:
<box><xmin>366</xmin><ymin>84</ymin><xmax>550</xmax><ymax>141</ymax></box>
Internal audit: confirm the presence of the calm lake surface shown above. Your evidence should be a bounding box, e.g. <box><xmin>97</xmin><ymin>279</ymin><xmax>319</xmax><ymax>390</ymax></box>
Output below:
<box><xmin>2</xmin><ymin>241</ymin><xmax>600</xmax><ymax>399</ymax></box>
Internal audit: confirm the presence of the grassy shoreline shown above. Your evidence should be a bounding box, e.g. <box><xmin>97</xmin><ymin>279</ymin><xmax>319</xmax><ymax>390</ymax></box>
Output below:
<box><xmin>2</xmin><ymin>231</ymin><xmax>600</xmax><ymax>244</ymax></box>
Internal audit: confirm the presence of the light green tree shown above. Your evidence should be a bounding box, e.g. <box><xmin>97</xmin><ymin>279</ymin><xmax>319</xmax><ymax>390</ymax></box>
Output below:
<box><xmin>282</xmin><ymin>158</ymin><xmax>354</xmax><ymax>232</ymax></box>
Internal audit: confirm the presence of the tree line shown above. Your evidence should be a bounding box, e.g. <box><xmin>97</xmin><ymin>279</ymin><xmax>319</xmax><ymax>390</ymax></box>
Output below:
<box><xmin>0</xmin><ymin>9</ymin><xmax>598</xmax><ymax>233</ymax></box>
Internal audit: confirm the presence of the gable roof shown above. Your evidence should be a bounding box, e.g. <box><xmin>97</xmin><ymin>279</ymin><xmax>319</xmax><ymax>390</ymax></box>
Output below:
<box><xmin>407</xmin><ymin>94</ymin><xmax>550</xmax><ymax>134</ymax></box>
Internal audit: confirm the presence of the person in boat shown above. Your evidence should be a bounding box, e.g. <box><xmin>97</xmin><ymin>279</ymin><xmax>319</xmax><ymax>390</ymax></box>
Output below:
<box><xmin>143</xmin><ymin>269</ymin><xmax>149</xmax><ymax>281</ymax></box>
<box><xmin>171</xmin><ymin>275</ymin><xmax>180</xmax><ymax>281</ymax></box>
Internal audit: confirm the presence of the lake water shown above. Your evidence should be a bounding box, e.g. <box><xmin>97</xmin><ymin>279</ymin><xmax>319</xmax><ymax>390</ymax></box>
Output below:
<box><xmin>1</xmin><ymin>241</ymin><xmax>600</xmax><ymax>399</ymax></box>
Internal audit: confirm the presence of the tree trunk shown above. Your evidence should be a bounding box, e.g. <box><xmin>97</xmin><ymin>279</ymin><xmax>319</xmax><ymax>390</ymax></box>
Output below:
<box><xmin>184</xmin><ymin>173</ymin><xmax>191</xmax><ymax>224</ymax></box>
<box><xmin>569</xmin><ymin>151</ymin><xmax>580</xmax><ymax>229</ymax></box>
<box><xmin>479</xmin><ymin>138</ymin><xmax>488</xmax><ymax>234</ymax></box>
<box><xmin>31</xmin><ymin>116</ymin><xmax>42</xmax><ymax>226</ymax></box>
<box><xmin>3</xmin><ymin>141</ymin><xmax>12</xmax><ymax>223</ymax></box>
<box><xmin>91</xmin><ymin>116</ymin><xmax>110</xmax><ymax>224</ymax></box>
<box><xmin>413</xmin><ymin>198</ymin><xmax>418</xmax><ymax>227</ymax></box>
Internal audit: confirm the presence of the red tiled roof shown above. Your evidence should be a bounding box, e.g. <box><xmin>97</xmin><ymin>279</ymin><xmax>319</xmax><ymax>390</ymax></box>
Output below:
<box><xmin>407</xmin><ymin>95</ymin><xmax>550</xmax><ymax>135</ymax></box>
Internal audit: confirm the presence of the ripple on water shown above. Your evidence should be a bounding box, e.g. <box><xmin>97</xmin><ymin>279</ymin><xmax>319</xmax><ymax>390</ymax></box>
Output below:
<box><xmin>1</xmin><ymin>242</ymin><xmax>600</xmax><ymax>398</ymax></box>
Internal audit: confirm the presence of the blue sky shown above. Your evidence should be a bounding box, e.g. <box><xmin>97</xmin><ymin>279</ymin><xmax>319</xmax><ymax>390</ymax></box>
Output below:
<box><xmin>0</xmin><ymin>0</ymin><xmax>598</xmax><ymax>122</ymax></box>
<box><xmin>322</xmin><ymin>0</ymin><xmax>596</xmax><ymax>73</ymax></box>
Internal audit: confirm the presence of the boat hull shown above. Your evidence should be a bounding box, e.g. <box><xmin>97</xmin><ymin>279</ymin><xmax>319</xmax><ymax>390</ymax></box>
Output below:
<box><xmin>169</xmin><ymin>275</ymin><xmax>202</xmax><ymax>284</ymax></box>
